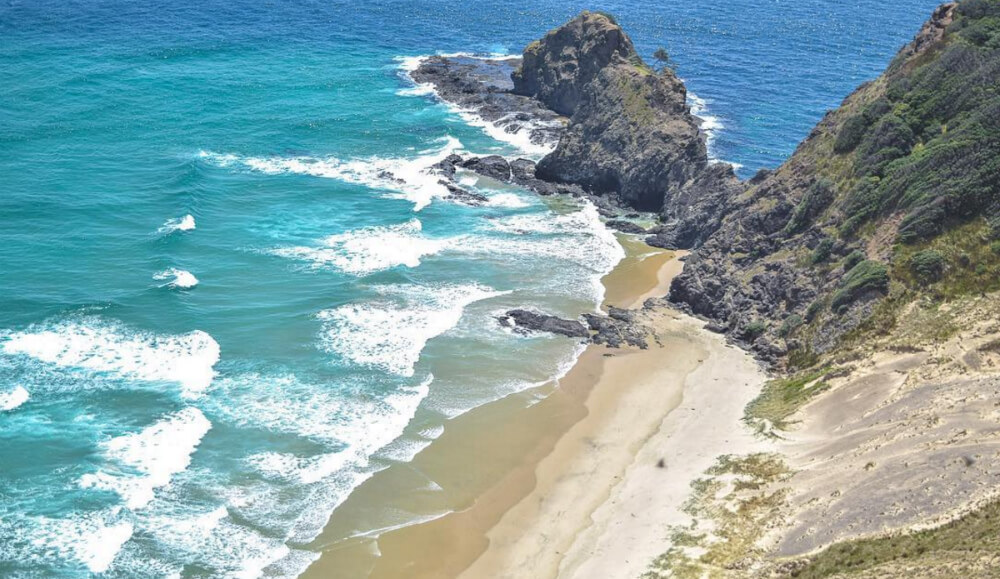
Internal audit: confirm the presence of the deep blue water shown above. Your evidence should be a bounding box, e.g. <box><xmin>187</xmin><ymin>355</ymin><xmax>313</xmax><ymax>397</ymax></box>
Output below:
<box><xmin>1</xmin><ymin>0</ymin><xmax>941</xmax><ymax>576</ymax></box>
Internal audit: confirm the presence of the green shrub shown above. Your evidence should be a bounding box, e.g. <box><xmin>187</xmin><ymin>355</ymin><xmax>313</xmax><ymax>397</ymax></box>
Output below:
<box><xmin>909</xmin><ymin>249</ymin><xmax>946</xmax><ymax>283</ymax></box>
<box><xmin>778</xmin><ymin>314</ymin><xmax>803</xmax><ymax>337</ymax></box>
<box><xmin>785</xmin><ymin>179</ymin><xmax>836</xmax><ymax>234</ymax></box>
<box><xmin>805</xmin><ymin>300</ymin><xmax>823</xmax><ymax>322</ymax></box>
<box><xmin>744</xmin><ymin>320</ymin><xmax>767</xmax><ymax>340</ymax></box>
<box><xmin>833</xmin><ymin>114</ymin><xmax>869</xmax><ymax>153</ymax></box>
<box><xmin>810</xmin><ymin>238</ymin><xmax>835</xmax><ymax>264</ymax></box>
<box><xmin>828</xmin><ymin>9</ymin><xmax>1000</xmax><ymax>244</ymax></box>
<box><xmin>591</xmin><ymin>10</ymin><xmax>618</xmax><ymax>24</ymax></box>
<box><xmin>843</xmin><ymin>250</ymin><xmax>866</xmax><ymax>271</ymax></box>
<box><xmin>831</xmin><ymin>260</ymin><xmax>890</xmax><ymax>310</ymax></box>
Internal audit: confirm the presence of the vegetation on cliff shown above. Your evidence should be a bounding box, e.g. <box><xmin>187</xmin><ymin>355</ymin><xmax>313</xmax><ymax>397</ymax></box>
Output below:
<box><xmin>671</xmin><ymin>1</ymin><xmax>1000</xmax><ymax>371</ymax></box>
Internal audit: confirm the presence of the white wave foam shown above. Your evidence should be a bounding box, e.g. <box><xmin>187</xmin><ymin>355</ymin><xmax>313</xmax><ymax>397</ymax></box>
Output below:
<box><xmin>377</xmin><ymin>422</ymin><xmax>445</xmax><ymax>463</ymax></box>
<box><xmin>0</xmin><ymin>385</ymin><xmax>29</xmax><ymax>411</ymax></box>
<box><xmin>212</xmin><ymin>374</ymin><xmax>433</xmax><ymax>547</ymax></box>
<box><xmin>483</xmin><ymin>202</ymin><xmax>625</xmax><ymax>303</ymax></box>
<box><xmin>27</xmin><ymin>511</ymin><xmax>134</xmax><ymax>573</ymax></box>
<box><xmin>79</xmin><ymin>408</ymin><xmax>212</xmax><ymax>509</ymax></box>
<box><xmin>687</xmin><ymin>90</ymin><xmax>721</xmax><ymax>157</ymax></box>
<box><xmin>133</xmin><ymin>503</ymin><xmax>312</xmax><ymax>579</ymax></box>
<box><xmin>687</xmin><ymin>90</ymin><xmax>743</xmax><ymax>170</ymax></box>
<box><xmin>318</xmin><ymin>284</ymin><xmax>508</xmax><ymax>377</ymax></box>
<box><xmin>1</xmin><ymin>319</ymin><xmax>220</xmax><ymax>397</ymax></box>
<box><xmin>199</xmin><ymin>137</ymin><xmax>463</xmax><ymax>211</ymax></box>
<box><xmin>272</xmin><ymin>219</ymin><xmax>450</xmax><ymax>276</ymax></box>
<box><xmin>486</xmin><ymin>191</ymin><xmax>531</xmax><ymax>208</ymax></box>
<box><xmin>153</xmin><ymin>267</ymin><xmax>199</xmax><ymax>289</ymax></box>
<box><xmin>158</xmin><ymin>214</ymin><xmax>196</xmax><ymax>235</ymax></box>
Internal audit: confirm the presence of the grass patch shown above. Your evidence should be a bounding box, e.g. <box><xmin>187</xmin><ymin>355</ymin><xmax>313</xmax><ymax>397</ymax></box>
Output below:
<box><xmin>644</xmin><ymin>454</ymin><xmax>791</xmax><ymax>578</ymax></box>
<box><xmin>791</xmin><ymin>500</ymin><xmax>1000</xmax><ymax>578</ymax></box>
<box><xmin>745</xmin><ymin>368</ymin><xmax>831</xmax><ymax>432</ymax></box>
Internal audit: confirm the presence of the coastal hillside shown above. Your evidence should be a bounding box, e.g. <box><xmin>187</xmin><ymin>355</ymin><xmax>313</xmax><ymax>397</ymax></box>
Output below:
<box><xmin>671</xmin><ymin>1</ymin><xmax>1000</xmax><ymax>367</ymax></box>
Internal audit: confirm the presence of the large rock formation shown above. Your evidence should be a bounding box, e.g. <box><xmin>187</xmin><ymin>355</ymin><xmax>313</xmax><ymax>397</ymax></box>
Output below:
<box><xmin>512</xmin><ymin>11</ymin><xmax>638</xmax><ymax>116</ymax></box>
<box><xmin>518</xmin><ymin>11</ymin><xmax>743</xmax><ymax>246</ymax></box>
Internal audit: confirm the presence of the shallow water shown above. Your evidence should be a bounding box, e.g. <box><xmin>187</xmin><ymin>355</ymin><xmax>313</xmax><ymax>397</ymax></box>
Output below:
<box><xmin>1</xmin><ymin>0</ymin><xmax>940</xmax><ymax>576</ymax></box>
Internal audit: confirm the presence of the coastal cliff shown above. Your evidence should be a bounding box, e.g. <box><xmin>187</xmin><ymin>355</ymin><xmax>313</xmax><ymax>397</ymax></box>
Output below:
<box><xmin>670</xmin><ymin>0</ymin><xmax>1000</xmax><ymax>368</ymax></box>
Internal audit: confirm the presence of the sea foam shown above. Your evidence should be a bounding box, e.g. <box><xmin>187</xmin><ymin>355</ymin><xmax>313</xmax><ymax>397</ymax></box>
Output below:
<box><xmin>318</xmin><ymin>284</ymin><xmax>508</xmax><ymax>377</ymax></box>
<box><xmin>24</xmin><ymin>511</ymin><xmax>134</xmax><ymax>573</ymax></box>
<box><xmin>687</xmin><ymin>90</ymin><xmax>743</xmax><ymax>170</ymax></box>
<box><xmin>153</xmin><ymin>268</ymin><xmax>199</xmax><ymax>289</ymax></box>
<box><xmin>0</xmin><ymin>385</ymin><xmax>29</xmax><ymax>411</ymax></box>
<box><xmin>1</xmin><ymin>318</ymin><xmax>220</xmax><ymax>397</ymax></box>
<box><xmin>199</xmin><ymin>136</ymin><xmax>463</xmax><ymax>211</ymax></box>
<box><xmin>158</xmin><ymin>214</ymin><xmax>196</xmax><ymax>235</ymax></box>
<box><xmin>272</xmin><ymin>219</ymin><xmax>450</xmax><ymax>276</ymax></box>
<box><xmin>79</xmin><ymin>407</ymin><xmax>212</xmax><ymax>509</ymax></box>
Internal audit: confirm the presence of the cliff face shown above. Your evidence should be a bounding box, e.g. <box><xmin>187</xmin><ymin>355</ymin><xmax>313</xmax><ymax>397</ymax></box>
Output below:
<box><xmin>671</xmin><ymin>1</ymin><xmax>1000</xmax><ymax>366</ymax></box>
<box><xmin>516</xmin><ymin>12</ymin><xmax>743</xmax><ymax>247</ymax></box>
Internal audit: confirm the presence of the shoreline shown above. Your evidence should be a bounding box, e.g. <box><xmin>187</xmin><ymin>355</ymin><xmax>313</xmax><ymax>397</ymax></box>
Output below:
<box><xmin>303</xmin><ymin>235</ymin><xmax>767</xmax><ymax>578</ymax></box>
<box><xmin>460</xmin><ymin>280</ymin><xmax>768</xmax><ymax>579</ymax></box>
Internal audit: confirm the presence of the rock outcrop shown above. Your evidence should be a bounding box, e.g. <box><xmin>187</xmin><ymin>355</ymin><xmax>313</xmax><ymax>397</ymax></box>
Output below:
<box><xmin>512</xmin><ymin>11</ymin><xmax>638</xmax><ymax>116</ymax></box>
<box><xmin>498</xmin><ymin>309</ymin><xmax>590</xmax><ymax>339</ymax></box>
<box><xmin>498</xmin><ymin>307</ymin><xmax>649</xmax><ymax>348</ymax></box>
<box><xmin>410</xmin><ymin>54</ymin><xmax>566</xmax><ymax>151</ymax></box>
<box><xmin>517</xmin><ymin>11</ymin><xmax>743</xmax><ymax>246</ymax></box>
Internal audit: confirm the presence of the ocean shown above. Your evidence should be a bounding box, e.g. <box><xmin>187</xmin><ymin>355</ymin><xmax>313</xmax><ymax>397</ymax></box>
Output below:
<box><xmin>0</xmin><ymin>0</ymin><xmax>941</xmax><ymax>576</ymax></box>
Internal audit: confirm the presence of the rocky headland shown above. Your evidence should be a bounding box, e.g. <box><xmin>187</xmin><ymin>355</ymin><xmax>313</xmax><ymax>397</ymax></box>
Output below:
<box><xmin>409</xmin><ymin>3</ymin><xmax>1000</xmax><ymax>577</ymax></box>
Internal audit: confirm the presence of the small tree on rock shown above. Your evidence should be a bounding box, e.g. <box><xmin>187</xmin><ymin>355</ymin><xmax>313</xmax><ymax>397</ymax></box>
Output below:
<box><xmin>653</xmin><ymin>47</ymin><xmax>673</xmax><ymax>71</ymax></box>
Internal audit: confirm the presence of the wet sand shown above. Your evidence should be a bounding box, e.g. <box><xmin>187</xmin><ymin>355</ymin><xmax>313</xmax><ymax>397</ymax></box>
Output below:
<box><xmin>303</xmin><ymin>236</ymin><xmax>765</xmax><ymax>579</ymax></box>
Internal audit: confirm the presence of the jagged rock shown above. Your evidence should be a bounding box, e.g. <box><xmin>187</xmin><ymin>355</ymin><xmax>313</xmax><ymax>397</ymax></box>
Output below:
<box><xmin>512</xmin><ymin>11</ymin><xmax>637</xmax><ymax>116</ymax></box>
<box><xmin>605</xmin><ymin>220</ymin><xmax>646</xmax><ymax>234</ymax></box>
<box><xmin>461</xmin><ymin>155</ymin><xmax>512</xmax><ymax>182</ymax></box>
<box><xmin>607</xmin><ymin>306</ymin><xmax>635</xmax><ymax>323</ymax></box>
<box><xmin>644</xmin><ymin>234</ymin><xmax>678</xmax><ymax>250</ymax></box>
<box><xmin>411</xmin><ymin>55</ymin><xmax>566</xmax><ymax>150</ymax></box>
<box><xmin>583</xmin><ymin>312</ymin><xmax>647</xmax><ymax>349</ymax></box>
<box><xmin>432</xmin><ymin>154</ymin><xmax>463</xmax><ymax>179</ymax></box>
<box><xmin>439</xmin><ymin>180</ymin><xmax>489</xmax><ymax>206</ymax></box>
<box><xmin>510</xmin><ymin>158</ymin><xmax>537</xmax><ymax>182</ymax></box>
<box><xmin>498</xmin><ymin>309</ymin><xmax>589</xmax><ymax>338</ymax></box>
<box><xmin>668</xmin><ymin>3</ymin><xmax>974</xmax><ymax>365</ymax></box>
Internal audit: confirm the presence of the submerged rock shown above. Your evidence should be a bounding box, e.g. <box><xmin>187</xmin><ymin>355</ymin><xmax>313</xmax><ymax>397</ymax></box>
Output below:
<box><xmin>439</xmin><ymin>180</ymin><xmax>489</xmax><ymax>206</ymax></box>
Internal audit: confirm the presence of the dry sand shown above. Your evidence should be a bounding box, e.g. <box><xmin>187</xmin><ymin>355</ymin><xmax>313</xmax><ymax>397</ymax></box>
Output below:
<box><xmin>459</xmin><ymin>307</ymin><xmax>768</xmax><ymax>579</ymax></box>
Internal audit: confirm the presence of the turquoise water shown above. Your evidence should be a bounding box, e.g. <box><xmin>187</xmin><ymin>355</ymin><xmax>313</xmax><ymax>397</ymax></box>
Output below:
<box><xmin>1</xmin><ymin>0</ymin><xmax>940</xmax><ymax>576</ymax></box>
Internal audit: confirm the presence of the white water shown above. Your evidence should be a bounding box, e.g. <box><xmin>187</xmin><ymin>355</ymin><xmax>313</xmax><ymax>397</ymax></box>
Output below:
<box><xmin>78</xmin><ymin>407</ymin><xmax>212</xmax><ymax>509</ymax></box>
<box><xmin>153</xmin><ymin>267</ymin><xmax>199</xmax><ymax>289</ymax></box>
<box><xmin>1</xmin><ymin>318</ymin><xmax>220</xmax><ymax>397</ymax></box>
<box><xmin>199</xmin><ymin>136</ymin><xmax>463</xmax><ymax>211</ymax></box>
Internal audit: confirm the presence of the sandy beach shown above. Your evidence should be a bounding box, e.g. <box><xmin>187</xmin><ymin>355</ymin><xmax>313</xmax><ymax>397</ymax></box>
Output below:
<box><xmin>305</xmin><ymin>237</ymin><xmax>767</xmax><ymax>579</ymax></box>
<box><xmin>460</xmin><ymin>281</ymin><xmax>768</xmax><ymax>579</ymax></box>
